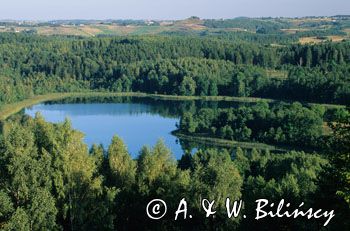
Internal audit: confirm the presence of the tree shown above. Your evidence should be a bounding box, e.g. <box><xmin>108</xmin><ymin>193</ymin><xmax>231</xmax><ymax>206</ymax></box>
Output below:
<box><xmin>233</xmin><ymin>147</ymin><xmax>250</xmax><ymax>175</ymax></box>
<box><xmin>242</xmin><ymin>150</ymin><xmax>329</xmax><ymax>230</ymax></box>
<box><xmin>179</xmin><ymin>76</ymin><xmax>196</xmax><ymax>96</ymax></box>
<box><xmin>136</xmin><ymin>140</ymin><xmax>189</xmax><ymax>195</ymax></box>
<box><xmin>208</xmin><ymin>80</ymin><xmax>218</xmax><ymax>96</ymax></box>
<box><xmin>0</xmin><ymin>191</ymin><xmax>14</xmax><ymax>228</ymax></box>
<box><xmin>3</xmin><ymin>208</ymin><xmax>30</xmax><ymax>231</ymax></box>
<box><xmin>20</xmin><ymin>115</ymin><xmax>116</xmax><ymax>230</ymax></box>
<box><xmin>28</xmin><ymin>189</ymin><xmax>58</xmax><ymax>231</ymax></box>
<box><xmin>180</xmin><ymin>112</ymin><xmax>197</xmax><ymax>134</ymax></box>
<box><xmin>0</xmin><ymin>119</ymin><xmax>58</xmax><ymax>230</ymax></box>
<box><xmin>326</xmin><ymin>113</ymin><xmax>350</xmax><ymax>206</ymax></box>
<box><xmin>196</xmin><ymin>77</ymin><xmax>209</xmax><ymax>96</ymax></box>
<box><xmin>233</xmin><ymin>72</ymin><xmax>246</xmax><ymax>97</ymax></box>
<box><xmin>108</xmin><ymin>136</ymin><xmax>136</xmax><ymax>189</ymax></box>
<box><xmin>90</xmin><ymin>144</ymin><xmax>105</xmax><ymax>173</ymax></box>
<box><xmin>120</xmin><ymin>140</ymin><xmax>190</xmax><ymax>230</ymax></box>
<box><xmin>305</xmin><ymin>47</ymin><xmax>312</xmax><ymax>67</ymax></box>
<box><xmin>189</xmin><ymin>149</ymin><xmax>243</xmax><ymax>228</ymax></box>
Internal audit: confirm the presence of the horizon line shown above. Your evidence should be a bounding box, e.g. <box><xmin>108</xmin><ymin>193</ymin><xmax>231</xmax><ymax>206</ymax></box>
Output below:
<box><xmin>0</xmin><ymin>15</ymin><xmax>349</xmax><ymax>22</ymax></box>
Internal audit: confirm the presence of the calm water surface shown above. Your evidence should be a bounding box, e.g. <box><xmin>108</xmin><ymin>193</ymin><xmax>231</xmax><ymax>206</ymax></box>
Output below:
<box><xmin>25</xmin><ymin>102</ymin><xmax>183</xmax><ymax>158</ymax></box>
<box><xmin>25</xmin><ymin>97</ymin><xmax>248</xmax><ymax>159</ymax></box>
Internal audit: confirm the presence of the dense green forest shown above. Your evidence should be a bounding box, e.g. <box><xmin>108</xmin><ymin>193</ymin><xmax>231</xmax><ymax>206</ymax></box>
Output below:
<box><xmin>0</xmin><ymin>114</ymin><xmax>349</xmax><ymax>230</ymax></box>
<box><xmin>0</xmin><ymin>33</ymin><xmax>349</xmax><ymax>107</ymax></box>
<box><xmin>0</xmin><ymin>20</ymin><xmax>349</xmax><ymax>231</ymax></box>
<box><xmin>178</xmin><ymin>102</ymin><xmax>327</xmax><ymax>147</ymax></box>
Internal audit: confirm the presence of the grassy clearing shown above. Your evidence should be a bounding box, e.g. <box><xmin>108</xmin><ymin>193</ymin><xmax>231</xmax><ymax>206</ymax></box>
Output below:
<box><xmin>33</xmin><ymin>24</ymin><xmax>171</xmax><ymax>36</ymax></box>
<box><xmin>265</xmin><ymin>69</ymin><xmax>288</xmax><ymax>80</ymax></box>
<box><xmin>323</xmin><ymin>122</ymin><xmax>333</xmax><ymax>135</ymax></box>
<box><xmin>344</xmin><ymin>29</ymin><xmax>350</xmax><ymax>36</ymax></box>
<box><xmin>299</xmin><ymin>35</ymin><xmax>347</xmax><ymax>44</ymax></box>
<box><xmin>0</xmin><ymin>91</ymin><xmax>345</xmax><ymax>121</ymax></box>
<box><xmin>281</xmin><ymin>28</ymin><xmax>311</xmax><ymax>34</ymax></box>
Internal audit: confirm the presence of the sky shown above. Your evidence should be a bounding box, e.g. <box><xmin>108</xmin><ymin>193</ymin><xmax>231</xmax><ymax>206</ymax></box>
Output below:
<box><xmin>0</xmin><ymin>0</ymin><xmax>349</xmax><ymax>20</ymax></box>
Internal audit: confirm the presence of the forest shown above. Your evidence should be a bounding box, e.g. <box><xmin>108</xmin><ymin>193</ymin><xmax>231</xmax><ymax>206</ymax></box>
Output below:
<box><xmin>0</xmin><ymin>111</ymin><xmax>348</xmax><ymax>230</ymax></box>
<box><xmin>178</xmin><ymin>102</ymin><xmax>327</xmax><ymax>147</ymax></box>
<box><xmin>0</xmin><ymin>33</ymin><xmax>349</xmax><ymax>107</ymax></box>
<box><xmin>0</xmin><ymin>23</ymin><xmax>349</xmax><ymax>231</ymax></box>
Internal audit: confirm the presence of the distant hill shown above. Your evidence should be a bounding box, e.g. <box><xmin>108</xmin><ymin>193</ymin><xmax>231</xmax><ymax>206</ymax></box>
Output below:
<box><xmin>0</xmin><ymin>16</ymin><xmax>348</xmax><ymax>44</ymax></box>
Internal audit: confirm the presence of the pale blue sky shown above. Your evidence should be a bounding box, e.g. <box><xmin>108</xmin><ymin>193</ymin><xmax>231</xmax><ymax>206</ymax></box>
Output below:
<box><xmin>0</xmin><ymin>0</ymin><xmax>349</xmax><ymax>20</ymax></box>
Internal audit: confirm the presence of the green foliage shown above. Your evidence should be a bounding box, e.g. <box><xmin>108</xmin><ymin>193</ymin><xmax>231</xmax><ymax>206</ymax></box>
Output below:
<box><xmin>3</xmin><ymin>208</ymin><xmax>30</xmax><ymax>231</ymax></box>
<box><xmin>0</xmin><ymin>33</ymin><xmax>349</xmax><ymax>107</ymax></box>
<box><xmin>180</xmin><ymin>112</ymin><xmax>198</xmax><ymax>134</ymax></box>
<box><xmin>0</xmin><ymin>114</ymin><xmax>349</xmax><ymax>230</ymax></box>
<box><xmin>0</xmin><ymin>190</ymin><xmax>14</xmax><ymax>224</ymax></box>
<box><xmin>136</xmin><ymin>140</ymin><xmax>190</xmax><ymax>196</ymax></box>
<box><xmin>179</xmin><ymin>102</ymin><xmax>324</xmax><ymax>147</ymax></box>
<box><xmin>0</xmin><ymin>115</ymin><xmax>116</xmax><ymax>230</ymax></box>
<box><xmin>0</xmin><ymin>26</ymin><xmax>349</xmax><ymax>230</ymax></box>
<box><xmin>237</xmin><ymin>149</ymin><xmax>329</xmax><ymax>229</ymax></box>
<box><xmin>190</xmin><ymin>149</ymin><xmax>242</xmax><ymax>206</ymax></box>
<box><xmin>326</xmin><ymin>113</ymin><xmax>350</xmax><ymax>207</ymax></box>
<box><xmin>108</xmin><ymin>136</ymin><xmax>136</xmax><ymax>189</ymax></box>
<box><xmin>179</xmin><ymin>76</ymin><xmax>196</xmax><ymax>96</ymax></box>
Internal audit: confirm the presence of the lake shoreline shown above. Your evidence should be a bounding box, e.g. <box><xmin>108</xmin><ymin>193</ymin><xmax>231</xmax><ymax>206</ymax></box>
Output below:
<box><xmin>0</xmin><ymin>91</ymin><xmax>345</xmax><ymax>121</ymax></box>
<box><xmin>171</xmin><ymin>130</ymin><xmax>295</xmax><ymax>152</ymax></box>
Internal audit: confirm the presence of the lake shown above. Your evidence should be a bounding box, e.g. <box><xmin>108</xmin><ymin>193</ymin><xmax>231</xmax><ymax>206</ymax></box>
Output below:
<box><xmin>25</xmin><ymin>96</ymin><xmax>242</xmax><ymax>159</ymax></box>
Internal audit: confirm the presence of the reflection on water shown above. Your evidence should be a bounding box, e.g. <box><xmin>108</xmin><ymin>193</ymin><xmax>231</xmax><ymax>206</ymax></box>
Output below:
<box><xmin>26</xmin><ymin>103</ymin><xmax>183</xmax><ymax>158</ymax></box>
<box><xmin>25</xmin><ymin>96</ymin><xmax>260</xmax><ymax>159</ymax></box>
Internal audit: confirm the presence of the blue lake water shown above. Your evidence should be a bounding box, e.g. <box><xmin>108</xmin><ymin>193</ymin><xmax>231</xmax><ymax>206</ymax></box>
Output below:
<box><xmin>24</xmin><ymin>97</ymin><xmax>249</xmax><ymax>159</ymax></box>
<box><xmin>25</xmin><ymin>102</ymin><xmax>183</xmax><ymax>158</ymax></box>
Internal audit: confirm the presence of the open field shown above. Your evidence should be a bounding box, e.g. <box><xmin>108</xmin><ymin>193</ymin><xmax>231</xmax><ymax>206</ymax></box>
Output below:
<box><xmin>300</xmin><ymin>35</ymin><xmax>348</xmax><ymax>44</ymax></box>
<box><xmin>265</xmin><ymin>69</ymin><xmax>288</xmax><ymax>79</ymax></box>
<box><xmin>0</xmin><ymin>21</ymin><xmax>208</xmax><ymax>37</ymax></box>
<box><xmin>289</xmin><ymin>17</ymin><xmax>336</xmax><ymax>25</ymax></box>
<box><xmin>1</xmin><ymin>16</ymin><xmax>349</xmax><ymax>42</ymax></box>
<box><xmin>281</xmin><ymin>28</ymin><xmax>311</xmax><ymax>34</ymax></box>
<box><xmin>344</xmin><ymin>28</ymin><xmax>350</xmax><ymax>35</ymax></box>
